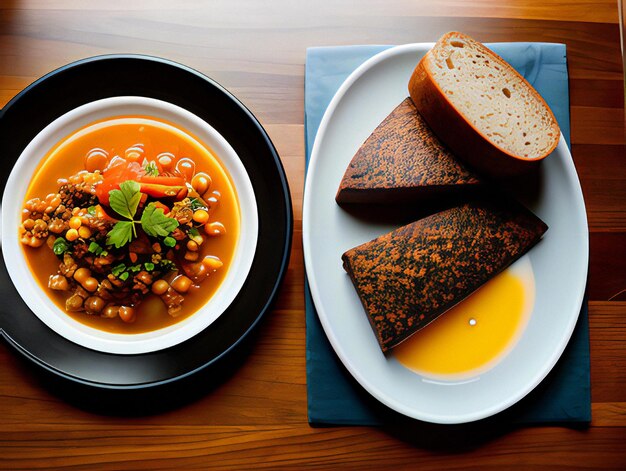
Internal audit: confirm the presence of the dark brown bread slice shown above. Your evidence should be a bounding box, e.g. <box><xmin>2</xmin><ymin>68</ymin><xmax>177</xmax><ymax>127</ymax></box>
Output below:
<box><xmin>342</xmin><ymin>200</ymin><xmax>548</xmax><ymax>352</ymax></box>
<box><xmin>336</xmin><ymin>98</ymin><xmax>480</xmax><ymax>204</ymax></box>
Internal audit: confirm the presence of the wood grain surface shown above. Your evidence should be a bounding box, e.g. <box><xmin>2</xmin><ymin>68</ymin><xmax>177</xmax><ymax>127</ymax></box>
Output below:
<box><xmin>0</xmin><ymin>0</ymin><xmax>625</xmax><ymax>468</ymax></box>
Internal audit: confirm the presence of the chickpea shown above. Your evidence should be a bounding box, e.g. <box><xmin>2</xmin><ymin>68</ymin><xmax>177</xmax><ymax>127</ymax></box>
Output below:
<box><xmin>23</xmin><ymin>219</ymin><xmax>35</xmax><ymax>230</ymax></box>
<box><xmin>193</xmin><ymin>209</ymin><xmax>209</xmax><ymax>225</ymax></box>
<box><xmin>184</xmin><ymin>251</ymin><xmax>199</xmax><ymax>262</ymax></box>
<box><xmin>202</xmin><ymin>256</ymin><xmax>224</xmax><ymax>271</ymax></box>
<box><xmin>48</xmin><ymin>219</ymin><xmax>65</xmax><ymax>234</ymax></box>
<box><xmin>48</xmin><ymin>274</ymin><xmax>69</xmax><ymax>291</ymax></box>
<box><xmin>85</xmin><ymin>296</ymin><xmax>105</xmax><ymax>313</ymax></box>
<box><xmin>50</xmin><ymin>195</ymin><xmax>61</xmax><ymax>209</ymax></box>
<box><xmin>78</xmin><ymin>226</ymin><xmax>92</xmax><ymax>239</ymax></box>
<box><xmin>119</xmin><ymin>306</ymin><xmax>136</xmax><ymax>323</ymax></box>
<box><xmin>175</xmin><ymin>158</ymin><xmax>195</xmax><ymax>181</ymax></box>
<box><xmin>82</xmin><ymin>277</ymin><xmax>99</xmax><ymax>292</ymax></box>
<box><xmin>84</xmin><ymin>148</ymin><xmax>109</xmax><ymax>172</ymax></box>
<box><xmin>205</xmin><ymin>192</ymin><xmax>220</xmax><ymax>211</ymax></box>
<box><xmin>157</xmin><ymin>153</ymin><xmax>175</xmax><ymax>171</ymax></box>
<box><xmin>34</xmin><ymin>219</ymin><xmax>48</xmax><ymax>232</ymax></box>
<box><xmin>73</xmin><ymin>268</ymin><xmax>91</xmax><ymax>284</ymax></box>
<box><xmin>22</xmin><ymin>236</ymin><xmax>45</xmax><ymax>248</ymax></box>
<box><xmin>205</xmin><ymin>221</ymin><xmax>226</xmax><ymax>237</ymax></box>
<box><xmin>171</xmin><ymin>275</ymin><xmax>192</xmax><ymax>293</ymax></box>
<box><xmin>186</xmin><ymin>240</ymin><xmax>199</xmax><ymax>252</ymax></box>
<box><xmin>102</xmin><ymin>305</ymin><xmax>120</xmax><ymax>319</ymax></box>
<box><xmin>69</xmin><ymin>217</ymin><xmax>82</xmax><ymax>229</ymax></box>
<box><xmin>66</xmin><ymin>228</ymin><xmax>79</xmax><ymax>241</ymax></box>
<box><xmin>191</xmin><ymin>172</ymin><xmax>212</xmax><ymax>195</ymax></box>
<box><xmin>186</xmin><ymin>262</ymin><xmax>207</xmax><ymax>279</ymax></box>
<box><xmin>66</xmin><ymin>294</ymin><xmax>84</xmax><ymax>311</ymax></box>
<box><xmin>151</xmin><ymin>279</ymin><xmax>169</xmax><ymax>295</ymax></box>
<box><xmin>125</xmin><ymin>145</ymin><xmax>144</xmax><ymax>163</ymax></box>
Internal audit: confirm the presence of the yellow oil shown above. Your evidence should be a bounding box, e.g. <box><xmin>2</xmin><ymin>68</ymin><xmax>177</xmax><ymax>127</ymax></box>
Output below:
<box><xmin>393</xmin><ymin>266</ymin><xmax>532</xmax><ymax>380</ymax></box>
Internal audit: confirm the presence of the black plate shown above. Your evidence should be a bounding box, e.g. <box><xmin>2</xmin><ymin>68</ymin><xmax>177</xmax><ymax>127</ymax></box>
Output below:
<box><xmin>0</xmin><ymin>55</ymin><xmax>292</xmax><ymax>388</ymax></box>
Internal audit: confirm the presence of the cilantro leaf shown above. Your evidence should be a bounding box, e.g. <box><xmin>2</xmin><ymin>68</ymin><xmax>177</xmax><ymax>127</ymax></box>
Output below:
<box><xmin>112</xmin><ymin>263</ymin><xmax>126</xmax><ymax>276</ymax></box>
<box><xmin>189</xmin><ymin>197</ymin><xmax>207</xmax><ymax>211</ymax></box>
<box><xmin>159</xmin><ymin>259</ymin><xmax>176</xmax><ymax>272</ymax></box>
<box><xmin>144</xmin><ymin>161</ymin><xmax>159</xmax><ymax>176</ymax></box>
<box><xmin>52</xmin><ymin>237</ymin><xmax>70</xmax><ymax>256</ymax></box>
<box><xmin>163</xmin><ymin>236</ymin><xmax>176</xmax><ymax>248</ymax></box>
<box><xmin>88</xmin><ymin>241</ymin><xmax>104</xmax><ymax>255</ymax></box>
<box><xmin>109</xmin><ymin>180</ymin><xmax>141</xmax><ymax>220</ymax></box>
<box><xmin>141</xmin><ymin>203</ymin><xmax>179</xmax><ymax>237</ymax></box>
<box><xmin>106</xmin><ymin>221</ymin><xmax>135</xmax><ymax>248</ymax></box>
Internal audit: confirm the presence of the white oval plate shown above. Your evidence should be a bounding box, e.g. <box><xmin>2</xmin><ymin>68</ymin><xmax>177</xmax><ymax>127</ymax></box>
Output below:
<box><xmin>2</xmin><ymin>96</ymin><xmax>258</xmax><ymax>355</ymax></box>
<box><xmin>302</xmin><ymin>44</ymin><xmax>588</xmax><ymax>424</ymax></box>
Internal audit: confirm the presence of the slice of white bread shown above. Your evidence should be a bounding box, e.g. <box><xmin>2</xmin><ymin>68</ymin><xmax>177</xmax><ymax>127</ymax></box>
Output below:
<box><xmin>408</xmin><ymin>32</ymin><xmax>560</xmax><ymax>177</ymax></box>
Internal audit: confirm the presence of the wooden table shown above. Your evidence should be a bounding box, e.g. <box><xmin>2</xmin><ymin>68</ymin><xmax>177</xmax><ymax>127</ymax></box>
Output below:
<box><xmin>1</xmin><ymin>1</ymin><xmax>624</xmax><ymax>468</ymax></box>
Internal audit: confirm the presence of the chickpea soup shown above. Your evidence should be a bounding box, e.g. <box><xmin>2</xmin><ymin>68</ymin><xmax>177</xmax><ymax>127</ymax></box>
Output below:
<box><xmin>20</xmin><ymin>116</ymin><xmax>240</xmax><ymax>334</ymax></box>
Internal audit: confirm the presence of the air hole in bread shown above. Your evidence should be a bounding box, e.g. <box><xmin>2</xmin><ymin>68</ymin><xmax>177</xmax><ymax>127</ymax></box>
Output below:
<box><xmin>450</xmin><ymin>41</ymin><xmax>465</xmax><ymax>48</ymax></box>
<box><xmin>524</xmin><ymin>141</ymin><xmax>531</xmax><ymax>146</ymax></box>
<box><xmin>446</xmin><ymin>57</ymin><xmax>454</xmax><ymax>69</ymax></box>
<box><xmin>502</xmin><ymin>88</ymin><xmax>511</xmax><ymax>98</ymax></box>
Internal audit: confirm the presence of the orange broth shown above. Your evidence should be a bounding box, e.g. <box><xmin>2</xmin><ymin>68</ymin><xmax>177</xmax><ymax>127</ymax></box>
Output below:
<box><xmin>22</xmin><ymin>116</ymin><xmax>240</xmax><ymax>334</ymax></box>
<box><xmin>393</xmin><ymin>268</ymin><xmax>532</xmax><ymax>379</ymax></box>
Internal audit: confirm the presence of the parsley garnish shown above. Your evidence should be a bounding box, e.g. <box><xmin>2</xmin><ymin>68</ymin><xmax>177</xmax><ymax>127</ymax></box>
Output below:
<box><xmin>105</xmin><ymin>180</ymin><xmax>179</xmax><ymax>248</ymax></box>
<box><xmin>107</xmin><ymin>221</ymin><xmax>135</xmax><ymax>248</ymax></box>
<box><xmin>109</xmin><ymin>180</ymin><xmax>141</xmax><ymax>221</ymax></box>
<box><xmin>141</xmin><ymin>204</ymin><xmax>179</xmax><ymax>237</ymax></box>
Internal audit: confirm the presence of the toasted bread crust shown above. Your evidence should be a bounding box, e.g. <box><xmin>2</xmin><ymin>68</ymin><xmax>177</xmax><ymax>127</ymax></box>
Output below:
<box><xmin>342</xmin><ymin>199</ymin><xmax>548</xmax><ymax>352</ymax></box>
<box><xmin>336</xmin><ymin>98</ymin><xmax>480</xmax><ymax>204</ymax></box>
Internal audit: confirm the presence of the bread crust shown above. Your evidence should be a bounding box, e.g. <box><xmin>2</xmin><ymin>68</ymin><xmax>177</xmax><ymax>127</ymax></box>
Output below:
<box><xmin>408</xmin><ymin>32</ymin><xmax>560</xmax><ymax>178</ymax></box>
<box><xmin>336</xmin><ymin>98</ymin><xmax>481</xmax><ymax>204</ymax></box>
<box><xmin>342</xmin><ymin>199</ymin><xmax>548</xmax><ymax>352</ymax></box>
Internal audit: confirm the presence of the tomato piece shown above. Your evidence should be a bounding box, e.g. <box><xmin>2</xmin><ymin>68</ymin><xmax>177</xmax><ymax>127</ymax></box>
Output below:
<box><xmin>95</xmin><ymin>158</ymin><xmax>144</xmax><ymax>205</ymax></box>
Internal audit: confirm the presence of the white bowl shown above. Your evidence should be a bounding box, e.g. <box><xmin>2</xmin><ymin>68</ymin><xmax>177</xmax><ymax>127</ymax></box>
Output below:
<box><xmin>1</xmin><ymin>96</ymin><xmax>258</xmax><ymax>355</ymax></box>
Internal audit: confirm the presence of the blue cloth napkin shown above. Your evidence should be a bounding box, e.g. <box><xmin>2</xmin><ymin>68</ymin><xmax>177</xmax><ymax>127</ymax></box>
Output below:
<box><xmin>304</xmin><ymin>43</ymin><xmax>591</xmax><ymax>425</ymax></box>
